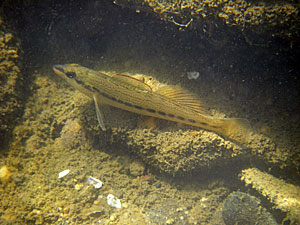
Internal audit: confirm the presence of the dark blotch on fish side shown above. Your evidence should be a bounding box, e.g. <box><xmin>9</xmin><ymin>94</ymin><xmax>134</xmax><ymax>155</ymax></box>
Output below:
<box><xmin>75</xmin><ymin>79</ymin><xmax>84</xmax><ymax>86</ymax></box>
<box><xmin>124</xmin><ymin>102</ymin><xmax>133</xmax><ymax>107</ymax></box>
<box><xmin>134</xmin><ymin>105</ymin><xmax>143</xmax><ymax>110</ymax></box>
<box><xmin>146</xmin><ymin>108</ymin><xmax>156</xmax><ymax>113</ymax></box>
<box><xmin>101</xmin><ymin>92</ymin><xmax>109</xmax><ymax>98</ymax></box>
<box><xmin>85</xmin><ymin>85</ymin><xmax>94</xmax><ymax>92</ymax></box>
<box><xmin>92</xmin><ymin>86</ymin><xmax>100</xmax><ymax>92</ymax></box>
<box><xmin>158</xmin><ymin>111</ymin><xmax>166</xmax><ymax>116</ymax></box>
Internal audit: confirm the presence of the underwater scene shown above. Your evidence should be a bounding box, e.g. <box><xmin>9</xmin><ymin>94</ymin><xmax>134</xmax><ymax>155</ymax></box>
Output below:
<box><xmin>0</xmin><ymin>0</ymin><xmax>299</xmax><ymax>224</ymax></box>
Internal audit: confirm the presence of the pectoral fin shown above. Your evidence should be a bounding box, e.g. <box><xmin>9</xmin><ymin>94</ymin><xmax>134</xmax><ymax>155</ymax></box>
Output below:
<box><xmin>93</xmin><ymin>95</ymin><xmax>106</xmax><ymax>131</ymax></box>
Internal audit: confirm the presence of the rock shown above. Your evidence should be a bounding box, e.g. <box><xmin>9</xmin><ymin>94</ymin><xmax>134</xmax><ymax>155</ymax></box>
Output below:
<box><xmin>222</xmin><ymin>191</ymin><xmax>278</xmax><ymax>225</ymax></box>
<box><xmin>240</xmin><ymin>168</ymin><xmax>300</xmax><ymax>224</ymax></box>
<box><xmin>129</xmin><ymin>160</ymin><xmax>145</xmax><ymax>177</ymax></box>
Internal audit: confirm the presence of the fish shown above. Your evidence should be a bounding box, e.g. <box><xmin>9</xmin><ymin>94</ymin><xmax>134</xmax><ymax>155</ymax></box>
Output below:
<box><xmin>53</xmin><ymin>64</ymin><xmax>251</xmax><ymax>145</ymax></box>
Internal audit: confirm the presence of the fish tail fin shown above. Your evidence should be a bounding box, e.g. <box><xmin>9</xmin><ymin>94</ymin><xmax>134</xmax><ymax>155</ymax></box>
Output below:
<box><xmin>220</xmin><ymin>118</ymin><xmax>251</xmax><ymax>145</ymax></box>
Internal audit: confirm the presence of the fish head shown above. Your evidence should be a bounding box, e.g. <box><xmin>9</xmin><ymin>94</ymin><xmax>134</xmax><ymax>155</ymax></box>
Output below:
<box><xmin>53</xmin><ymin>63</ymin><xmax>83</xmax><ymax>79</ymax></box>
<box><xmin>53</xmin><ymin>63</ymin><xmax>98</xmax><ymax>97</ymax></box>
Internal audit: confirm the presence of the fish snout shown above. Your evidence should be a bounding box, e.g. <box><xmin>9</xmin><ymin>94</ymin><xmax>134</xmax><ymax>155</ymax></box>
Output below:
<box><xmin>53</xmin><ymin>65</ymin><xmax>65</xmax><ymax>76</ymax></box>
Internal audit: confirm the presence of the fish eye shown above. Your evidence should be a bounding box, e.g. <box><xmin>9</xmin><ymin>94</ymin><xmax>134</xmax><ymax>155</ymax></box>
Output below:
<box><xmin>66</xmin><ymin>72</ymin><xmax>76</xmax><ymax>79</ymax></box>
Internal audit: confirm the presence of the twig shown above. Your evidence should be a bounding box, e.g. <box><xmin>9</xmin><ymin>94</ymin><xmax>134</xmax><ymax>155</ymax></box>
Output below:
<box><xmin>170</xmin><ymin>17</ymin><xmax>193</xmax><ymax>27</ymax></box>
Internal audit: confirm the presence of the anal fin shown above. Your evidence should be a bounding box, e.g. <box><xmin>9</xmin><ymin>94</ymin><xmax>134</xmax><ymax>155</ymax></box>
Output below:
<box><xmin>93</xmin><ymin>95</ymin><xmax>106</xmax><ymax>131</ymax></box>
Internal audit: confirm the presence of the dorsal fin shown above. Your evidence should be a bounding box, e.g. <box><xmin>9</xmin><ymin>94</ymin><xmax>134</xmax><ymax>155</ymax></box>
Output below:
<box><xmin>111</xmin><ymin>73</ymin><xmax>152</xmax><ymax>92</ymax></box>
<box><xmin>156</xmin><ymin>85</ymin><xmax>207</xmax><ymax>114</ymax></box>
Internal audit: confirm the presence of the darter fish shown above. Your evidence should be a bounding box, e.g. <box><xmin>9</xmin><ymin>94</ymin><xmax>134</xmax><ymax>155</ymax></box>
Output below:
<box><xmin>53</xmin><ymin>64</ymin><xmax>251</xmax><ymax>145</ymax></box>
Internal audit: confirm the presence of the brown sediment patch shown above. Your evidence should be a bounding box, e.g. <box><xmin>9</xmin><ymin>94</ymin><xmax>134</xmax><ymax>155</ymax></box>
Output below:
<box><xmin>0</xmin><ymin>17</ymin><xmax>23</xmax><ymax>148</ymax></box>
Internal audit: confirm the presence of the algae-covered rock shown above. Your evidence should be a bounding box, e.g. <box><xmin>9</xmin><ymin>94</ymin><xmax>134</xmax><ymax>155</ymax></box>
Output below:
<box><xmin>0</xmin><ymin>16</ymin><xmax>23</xmax><ymax>148</ymax></box>
<box><xmin>115</xmin><ymin>0</ymin><xmax>300</xmax><ymax>43</ymax></box>
<box><xmin>240</xmin><ymin>168</ymin><xmax>300</xmax><ymax>224</ymax></box>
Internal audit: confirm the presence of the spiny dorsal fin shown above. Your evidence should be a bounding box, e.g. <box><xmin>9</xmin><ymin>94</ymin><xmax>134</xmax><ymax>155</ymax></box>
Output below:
<box><xmin>111</xmin><ymin>73</ymin><xmax>152</xmax><ymax>92</ymax></box>
<box><xmin>156</xmin><ymin>85</ymin><xmax>207</xmax><ymax>114</ymax></box>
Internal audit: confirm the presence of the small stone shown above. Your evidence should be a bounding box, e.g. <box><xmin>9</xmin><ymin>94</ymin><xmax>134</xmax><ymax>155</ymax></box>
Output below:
<box><xmin>166</xmin><ymin>218</ymin><xmax>174</xmax><ymax>224</ymax></box>
<box><xmin>155</xmin><ymin>182</ymin><xmax>161</xmax><ymax>188</ymax></box>
<box><xmin>122</xmin><ymin>202</ymin><xmax>128</xmax><ymax>208</ymax></box>
<box><xmin>58</xmin><ymin>169</ymin><xmax>70</xmax><ymax>179</ymax></box>
<box><xmin>107</xmin><ymin>194</ymin><xmax>122</xmax><ymax>209</ymax></box>
<box><xmin>32</xmin><ymin>209</ymin><xmax>40</xmax><ymax>214</ymax></box>
<box><xmin>129</xmin><ymin>161</ymin><xmax>145</xmax><ymax>177</ymax></box>
<box><xmin>187</xmin><ymin>71</ymin><xmax>200</xmax><ymax>80</ymax></box>
<box><xmin>0</xmin><ymin>165</ymin><xmax>11</xmax><ymax>182</ymax></box>
<box><xmin>109</xmin><ymin>214</ymin><xmax>117</xmax><ymax>221</ymax></box>
<box><xmin>63</xmin><ymin>207</ymin><xmax>70</xmax><ymax>213</ymax></box>
<box><xmin>74</xmin><ymin>183</ymin><xmax>83</xmax><ymax>190</ymax></box>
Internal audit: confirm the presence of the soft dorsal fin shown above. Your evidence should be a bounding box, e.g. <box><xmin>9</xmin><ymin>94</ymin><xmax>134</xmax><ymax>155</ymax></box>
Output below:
<box><xmin>156</xmin><ymin>85</ymin><xmax>207</xmax><ymax>114</ymax></box>
<box><xmin>111</xmin><ymin>73</ymin><xmax>152</xmax><ymax>92</ymax></box>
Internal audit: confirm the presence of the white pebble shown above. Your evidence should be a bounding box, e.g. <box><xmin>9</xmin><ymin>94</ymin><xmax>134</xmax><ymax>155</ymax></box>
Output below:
<box><xmin>107</xmin><ymin>194</ymin><xmax>121</xmax><ymax>209</ymax></box>
<box><xmin>187</xmin><ymin>71</ymin><xmax>200</xmax><ymax>80</ymax></box>
<box><xmin>58</xmin><ymin>169</ymin><xmax>70</xmax><ymax>179</ymax></box>
<box><xmin>88</xmin><ymin>176</ymin><xmax>103</xmax><ymax>189</ymax></box>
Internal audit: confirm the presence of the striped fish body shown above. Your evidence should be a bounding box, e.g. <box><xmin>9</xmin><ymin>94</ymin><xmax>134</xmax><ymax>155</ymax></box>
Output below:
<box><xmin>53</xmin><ymin>64</ymin><xmax>251</xmax><ymax>145</ymax></box>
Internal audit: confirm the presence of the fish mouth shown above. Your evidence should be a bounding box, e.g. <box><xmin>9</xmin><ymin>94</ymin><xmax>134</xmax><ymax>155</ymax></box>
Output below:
<box><xmin>53</xmin><ymin>65</ymin><xmax>65</xmax><ymax>76</ymax></box>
